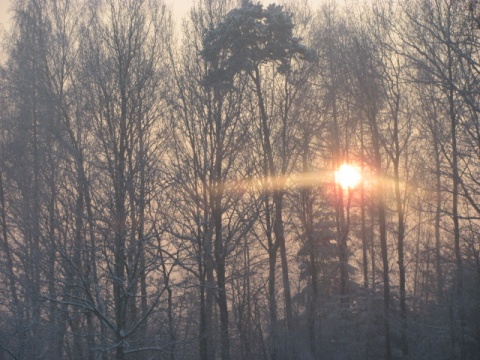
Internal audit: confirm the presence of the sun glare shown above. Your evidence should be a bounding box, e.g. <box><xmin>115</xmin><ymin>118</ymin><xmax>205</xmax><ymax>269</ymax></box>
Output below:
<box><xmin>335</xmin><ymin>163</ymin><xmax>361</xmax><ymax>190</ymax></box>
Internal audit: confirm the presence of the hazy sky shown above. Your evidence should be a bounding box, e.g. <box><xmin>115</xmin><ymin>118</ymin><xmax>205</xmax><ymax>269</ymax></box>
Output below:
<box><xmin>0</xmin><ymin>0</ymin><xmax>9</xmax><ymax>31</ymax></box>
<box><xmin>0</xmin><ymin>0</ymin><xmax>196</xmax><ymax>32</ymax></box>
<box><xmin>0</xmin><ymin>0</ymin><xmax>314</xmax><ymax>34</ymax></box>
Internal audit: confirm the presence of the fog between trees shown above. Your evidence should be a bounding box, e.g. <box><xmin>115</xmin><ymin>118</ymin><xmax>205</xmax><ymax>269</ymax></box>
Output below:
<box><xmin>1</xmin><ymin>0</ymin><xmax>480</xmax><ymax>359</ymax></box>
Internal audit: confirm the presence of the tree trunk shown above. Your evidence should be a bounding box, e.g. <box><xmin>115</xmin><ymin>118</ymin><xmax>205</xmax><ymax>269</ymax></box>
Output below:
<box><xmin>371</xmin><ymin>115</ymin><xmax>391</xmax><ymax>360</ymax></box>
<box><xmin>448</xmin><ymin>50</ymin><xmax>465</xmax><ymax>359</ymax></box>
<box><xmin>378</xmin><ymin>189</ymin><xmax>391</xmax><ymax>360</ymax></box>
<box><xmin>433</xmin><ymin>130</ymin><xmax>444</xmax><ymax>299</ymax></box>
<box><xmin>266</xmin><ymin>194</ymin><xmax>278</xmax><ymax>360</ymax></box>
<box><xmin>360</xmin><ymin>128</ymin><xmax>369</xmax><ymax>290</ymax></box>
<box><xmin>394</xmin><ymin>156</ymin><xmax>408</xmax><ymax>357</ymax></box>
<box><xmin>253</xmin><ymin>67</ymin><xmax>295</xmax><ymax>356</ymax></box>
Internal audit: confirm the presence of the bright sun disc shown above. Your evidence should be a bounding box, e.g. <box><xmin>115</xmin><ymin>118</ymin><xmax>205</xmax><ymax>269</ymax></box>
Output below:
<box><xmin>335</xmin><ymin>163</ymin><xmax>361</xmax><ymax>190</ymax></box>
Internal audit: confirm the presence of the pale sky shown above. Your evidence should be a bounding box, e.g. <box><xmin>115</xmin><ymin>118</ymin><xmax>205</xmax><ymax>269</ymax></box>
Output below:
<box><xmin>0</xmin><ymin>0</ymin><xmax>9</xmax><ymax>32</ymax></box>
<box><xmin>0</xmin><ymin>0</ymin><xmax>318</xmax><ymax>34</ymax></box>
<box><xmin>0</xmin><ymin>0</ymin><xmax>196</xmax><ymax>32</ymax></box>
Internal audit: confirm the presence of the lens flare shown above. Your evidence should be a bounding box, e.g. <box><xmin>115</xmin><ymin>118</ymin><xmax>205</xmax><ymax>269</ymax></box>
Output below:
<box><xmin>335</xmin><ymin>163</ymin><xmax>361</xmax><ymax>190</ymax></box>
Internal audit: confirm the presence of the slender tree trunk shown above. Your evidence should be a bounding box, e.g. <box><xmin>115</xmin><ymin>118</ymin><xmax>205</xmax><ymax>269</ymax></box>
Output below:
<box><xmin>378</xmin><ymin>187</ymin><xmax>391</xmax><ymax>360</ymax></box>
<box><xmin>113</xmin><ymin>88</ymin><xmax>128</xmax><ymax>360</ymax></box>
<box><xmin>214</xmin><ymin>199</ymin><xmax>230</xmax><ymax>360</ymax></box>
<box><xmin>413</xmin><ymin>201</ymin><xmax>422</xmax><ymax>311</ymax></box>
<box><xmin>336</xmin><ymin>186</ymin><xmax>349</xmax><ymax>298</ymax></box>
<box><xmin>433</xmin><ymin>131</ymin><xmax>444</xmax><ymax>299</ymax></box>
<box><xmin>253</xmin><ymin>68</ymin><xmax>295</xmax><ymax>355</ymax></box>
<box><xmin>394</xmin><ymin>156</ymin><xmax>408</xmax><ymax>358</ymax></box>
<box><xmin>199</xmin><ymin>239</ymin><xmax>208</xmax><ymax>360</ymax></box>
<box><xmin>246</xmin><ymin>243</ymin><xmax>253</xmax><ymax>360</ymax></box>
<box><xmin>274</xmin><ymin>192</ymin><xmax>295</xmax><ymax>334</ymax></box>
<box><xmin>360</xmin><ymin>128</ymin><xmax>368</xmax><ymax>290</ymax></box>
<box><xmin>371</xmin><ymin>115</ymin><xmax>391</xmax><ymax>359</ymax></box>
<box><xmin>370</xmin><ymin>203</ymin><xmax>376</xmax><ymax>290</ymax></box>
<box><xmin>449</xmin><ymin>58</ymin><xmax>466</xmax><ymax>360</ymax></box>
<box><xmin>302</xmin><ymin>180</ymin><xmax>317</xmax><ymax>356</ymax></box>
<box><xmin>138</xmin><ymin>133</ymin><xmax>148</xmax><ymax>340</ymax></box>
<box><xmin>206</xmin><ymin>237</ymin><xmax>216</xmax><ymax>360</ymax></box>
<box><xmin>0</xmin><ymin>166</ymin><xmax>22</xmax><ymax>335</ymax></box>
<box><xmin>266</xmin><ymin>194</ymin><xmax>278</xmax><ymax>360</ymax></box>
<box><xmin>83</xmin><ymin>160</ymin><xmax>103</xmax><ymax>358</ymax></box>
<box><xmin>212</xmin><ymin>88</ymin><xmax>230</xmax><ymax>360</ymax></box>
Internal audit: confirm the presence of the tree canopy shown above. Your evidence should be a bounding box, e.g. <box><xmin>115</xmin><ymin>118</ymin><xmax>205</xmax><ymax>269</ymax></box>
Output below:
<box><xmin>201</xmin><ymin>1</ymin><xmax>312</xmax><ymax>87</ymax></box>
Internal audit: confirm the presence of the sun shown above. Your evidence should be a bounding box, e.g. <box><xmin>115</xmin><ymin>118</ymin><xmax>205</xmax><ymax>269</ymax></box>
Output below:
<box><xmin>335</xmin><ymin>163</ymin><xmax>361</xmax><ymax>190</ymax></box>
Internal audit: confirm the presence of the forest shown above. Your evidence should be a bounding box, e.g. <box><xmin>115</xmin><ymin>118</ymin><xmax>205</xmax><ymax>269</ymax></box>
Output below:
<box><xmin>0</xmin><ymin>0</ymin><xmax>480</xmax><ymax>359</ymax></box>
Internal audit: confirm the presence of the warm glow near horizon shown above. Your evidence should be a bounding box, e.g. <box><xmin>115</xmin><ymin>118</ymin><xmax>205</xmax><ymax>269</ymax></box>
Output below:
<box><xmin>335</xmin><ymin>163</ymin><xmax>361</xmax><ymax>190</ymax></box>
